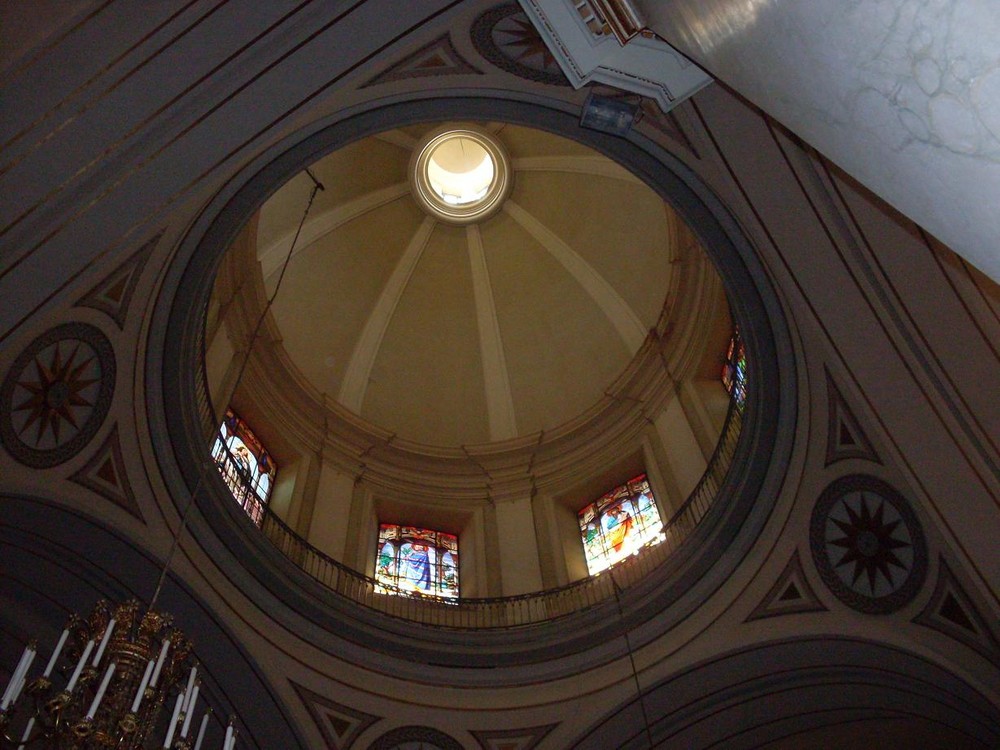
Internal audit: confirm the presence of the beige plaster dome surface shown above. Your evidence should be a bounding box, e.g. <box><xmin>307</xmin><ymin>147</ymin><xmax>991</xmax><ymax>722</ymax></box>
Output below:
<box><xmin>255</xmin><ymin>123</ymin><xmax>684</xmax><ymax>447</ymax></box>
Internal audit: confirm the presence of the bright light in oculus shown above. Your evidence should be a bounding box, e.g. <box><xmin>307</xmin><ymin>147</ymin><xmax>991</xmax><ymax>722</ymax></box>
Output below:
<box><xmin>409</xmin><ymin>126</ymin><xmax>511</xmax><ymax>225</ymax></box>
<box><xmin>426</xmin><ymin>137</ymin><xmax>495</xmax><ymax>206</ymax></box>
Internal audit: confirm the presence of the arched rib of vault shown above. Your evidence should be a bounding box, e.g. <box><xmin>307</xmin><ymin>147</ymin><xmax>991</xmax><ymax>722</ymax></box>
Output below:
<box><xmin>572</xmin><ymin>638</ymin><xmax>1000</xmax><ymax>749</ymax></box>
<box><xmin>502</xmin><ymin>199</ymin><xmax>648</xmax><ymax>351</ymax></box>
<box><xmin>338</xmin><ymin>215</ymin><xmax>436</xmax><ymax>412</ymax></box>
<box><xmin>373</xmin><ymin>129</ymin><xmax>418</xmax><ymax>151</ymax></box>
<box><xmin>257</xmin><ymin>181</ymin><xmax>411</xmax><ymax>281</ymax></box>
<box><xmin>466</xmin><ymin>223</ymin><xmax>518</xmax><ymax>440</ymax></box>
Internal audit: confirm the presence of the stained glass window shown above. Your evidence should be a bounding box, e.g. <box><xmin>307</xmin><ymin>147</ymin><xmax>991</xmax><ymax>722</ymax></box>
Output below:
<box><xmin>211</xmin><ymin>408</ymin><xmax>276</xmax><ymax>525</ymax></box>
<box><xmin>721</xmin><ymin>328</ymin><xmax>747</xmax><ymax>407</ymax></box>
<box><xmin>375</xmin><ymin>525</ymin><xmax>459</xmax><ymax>599</ymax></box>
<box><xmin>578</xmin><ymin>474</ymin><xmax>664</xmax><ymax>575</ymax></box>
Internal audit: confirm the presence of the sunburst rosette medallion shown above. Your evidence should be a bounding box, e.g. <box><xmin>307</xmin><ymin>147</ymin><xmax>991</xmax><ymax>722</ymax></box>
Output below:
<box><xmin>471</xmin><ymin>3</ymin><xmax>569</xmax><ymax>86</ymax></box>
<box><xmin>0</xmin><ymin>323</ymin><xmax>116</xmax><ymax>468</ymax></box>
<box><xmin>810</xmin><ymin>474</ymin><xmax>927</xmax><ymax>614</ymax></box>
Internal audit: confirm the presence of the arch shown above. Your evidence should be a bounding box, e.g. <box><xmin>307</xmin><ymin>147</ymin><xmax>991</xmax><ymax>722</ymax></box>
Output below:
<box><xmin>571</xmin><ymin>637</ymin><xmax>1000</xmax><ymax>749</ymax></box>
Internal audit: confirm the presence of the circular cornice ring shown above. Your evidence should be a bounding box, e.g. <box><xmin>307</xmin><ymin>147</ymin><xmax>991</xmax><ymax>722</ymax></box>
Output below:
<box><xmin>153</xmin><ymin>95</ymin><xmax>797</xmax><ymax>673</ymax></box>
<box><xmin>0</xmin><ymin>322</ymin><xmax>115</xmax><ymax>469</ymax></box>
<box><xmin>810</xmin><ymin>474</ymin><xmax>928</xmax><ymax>614</ymax></box>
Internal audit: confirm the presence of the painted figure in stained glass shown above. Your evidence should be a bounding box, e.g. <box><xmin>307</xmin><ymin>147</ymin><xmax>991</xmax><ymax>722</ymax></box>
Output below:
<box><xmin>603</xmin><ymin>503</ymin><xmax>634</xmax><ymax>553</ymax></box>
<box><xmin>402</xmin><ymin>542</ymin><xmax>433</xmax><ymax>591</ymax></box>
<box><xmin>578</xmin><ymin>474</ymin><xmax>665</xmax><ymax>575</ymax></box>
<box><xmin>375</xmin><ymin>524</ymin><xmax>459</xmax><ymax>598</ymax></box>
<box><xmin>211</xmin><ymin>408</ymin><xmax>277</xmax><ymax>524</ymax></box>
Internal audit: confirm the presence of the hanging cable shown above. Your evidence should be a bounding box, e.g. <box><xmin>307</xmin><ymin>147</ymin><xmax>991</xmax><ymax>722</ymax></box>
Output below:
<box><xmin>611</xmin><ymin>572</ymin><xmax>655</xmax><ymax>749</ymax></box>
<box><xmin>149</xmin><ymin>170</ymin><xmax>323</xmax><ymax>612</ymax></box>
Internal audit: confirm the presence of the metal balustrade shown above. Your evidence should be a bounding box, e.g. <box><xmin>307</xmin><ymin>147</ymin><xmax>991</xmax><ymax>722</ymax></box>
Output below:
<box><xmin>206</xmin><ymin>396</ymin><xmax>745</xmax><ymax>629</ymax></box>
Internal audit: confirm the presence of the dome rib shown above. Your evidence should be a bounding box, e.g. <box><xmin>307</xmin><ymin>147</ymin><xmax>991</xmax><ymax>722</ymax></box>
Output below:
<box><xmin>502</xmin><ymin>199</ymin><xmax>648</xmax><ymax>351</ymax></box>
<box><xmin>259</xmin><ymin>181</ymin><xmax>411</xmax><ymax>281</ymax></box>
<box><xmin>338</xmin><ymin>215</ymin><xmax>436</xmax><ymax>411</ymax></box>
<box><xmin>466</xmin><ymin>224</ymin><xmax>518</xmax><ymax>441</ymax></box>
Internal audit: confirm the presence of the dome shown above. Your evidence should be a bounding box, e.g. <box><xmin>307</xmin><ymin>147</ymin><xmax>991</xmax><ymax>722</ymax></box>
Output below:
<box><xmin>200</xmin><ymin>106</ymin><xmax>747</xmax><ymax>621</ymax></box>
<box><xmin>248</xmin><ymin>122</ymin><xmax>708</xmax><ymax>447</ymax></box>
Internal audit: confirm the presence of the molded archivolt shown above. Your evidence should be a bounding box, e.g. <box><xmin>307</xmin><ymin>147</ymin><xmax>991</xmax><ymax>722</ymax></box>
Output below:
<box><xmin>152</xmin><ymin>96</ymin><xmax>796</xmax><ymax>673</ymax></box>
<box><xmin>571</xmin><ymin>638</ymin><xmax>1000</xmax><ymax>749</ymax></box>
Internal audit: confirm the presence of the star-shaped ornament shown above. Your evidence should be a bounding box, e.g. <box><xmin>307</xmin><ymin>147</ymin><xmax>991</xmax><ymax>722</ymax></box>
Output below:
<box><xmin>11</xmin><ymin>341</ymin><xmax>101</xmax><ymax>448</ymax></box>
<box><xmin>827</xmin><ymin>492</ymin><xmax>911</xmax><ymax>596</ymax></box>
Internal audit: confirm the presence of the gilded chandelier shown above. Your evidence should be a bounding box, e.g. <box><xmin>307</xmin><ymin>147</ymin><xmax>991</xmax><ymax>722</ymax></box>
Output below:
<box><xmin>0</xmin><ymin>600</ymin><xmax>236</xmax><ymax>749</ymax></box>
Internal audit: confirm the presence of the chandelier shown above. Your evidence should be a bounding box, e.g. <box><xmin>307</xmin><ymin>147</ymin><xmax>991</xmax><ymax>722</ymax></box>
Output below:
<box><xmin>1</xmin><ymin>167</ymin><xmax>324</xmax><ymax>750</ymax></box>
<box><xmin>0</xmin><ymin>599</ymin><xmax>235</xmax><ymax>749</ymax></box>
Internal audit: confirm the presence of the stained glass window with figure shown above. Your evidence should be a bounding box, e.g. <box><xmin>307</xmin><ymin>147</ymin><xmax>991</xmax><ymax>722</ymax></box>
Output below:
<box><xmin>578</xmin><ymin>474</ymin><xmax>665</xmax><ymax>575</ymax></box>
<box><xmin>722</xmin><ymin>328</ymin><xmax>748</xmax><ymax>407</ymax></box>
<box><xmin>211</xmin><ymin>408</ymin><xmax>276</xmax><ymax>525</ymax></box>
<box><xmin>375</xmin><ymin>525</ymin><xmax>459</xmax><ymax>599</ymax></box>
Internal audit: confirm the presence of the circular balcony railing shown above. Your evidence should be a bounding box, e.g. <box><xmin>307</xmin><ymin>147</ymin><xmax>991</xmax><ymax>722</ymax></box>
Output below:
<box><xmin>199</xmin><ymin>366</ymin><xmax>745</xmax><ymax>629</ymax></box>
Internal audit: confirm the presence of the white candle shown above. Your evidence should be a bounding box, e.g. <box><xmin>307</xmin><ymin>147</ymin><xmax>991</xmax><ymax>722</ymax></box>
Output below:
<box><xmin>85</xmin><ymin>662</ymin><xmax>116</xmax><ymax>719</ymax></box>
<box><xmin>2</xmin><ymin>678</ymin><xmax>19</xmax><ymax>712</ymax></box>
<box><xmin>17</xmin><ymin>716</ymin><xmax>35</xmax><ymax>749</ymax></box>
<box><xmin>10</xmin><ymin>653</ymin><xmax>35</xmax><ymax>705</ymax></box>
<box><xmin>150</xmin><ymin>639</ymin><xmax>170</xmax><ymax>687</ymax></box>
<box><xmin>92</xmin><ymin>619</ymin><xmax>116</xmax><ymax>667</ymax></box>
<box><xmin>130</xmin><ymin>659</ymin><xmax>155</xmax><ymax>713</ymax></box>
<box><xmin>43</xmin><ymin>629</ymin><xmax>69</xmax><ymax>678</ymax></box>
<box><xmin>2</xmin><ymin>644</ymin><xmax>33</xmax><ymax>707</ymax></box>
<box><xmin>192</xmin><ymin>712</ymin><xmax>210</xmax><ymax>750</ymax></box>
<box><xmin>65</xmin><ymin>640</ymin><xmax>95</xmax><ymax>693</ymax></box>
<box><xmin>181</xmin><ymin>666</ymin><xmax>197</xmax><ymax>713</ymax></box>
<box><xmin>223</xmin><ymin>723</ymin><xmax>234</xmax><ymax>750</ymax></box>
<box><xmin>163</xmin><ymin>692</ymin><xmax>183</xmax><ymax>748</ymax></box>
<box><xmin>3</xmin><ymin>647</ymin><xmax>36</xmax><ymax>709</ymax></box>
<box><xmin>180</xmin><ymin>684</ymin><xmax>199</xmax><ymax>737</ymax></box>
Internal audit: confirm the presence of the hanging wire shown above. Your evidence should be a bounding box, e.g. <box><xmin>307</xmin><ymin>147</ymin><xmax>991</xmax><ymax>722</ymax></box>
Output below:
<box><xmin>611</xmin><ymin>572</ymin><xmax>655</xmax><ymax>749</ymax></box>
<box><xmin>148</xmin><ymin>170</ymin><xmax>324</xmax><ymax>612</ymax></box>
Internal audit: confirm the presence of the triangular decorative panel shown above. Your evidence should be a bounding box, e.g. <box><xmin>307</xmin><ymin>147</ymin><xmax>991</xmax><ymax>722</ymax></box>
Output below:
<box><xmin>363</xmin><ymin>34</ymin><xmax>482</xmax><ymax>88</ymax></box>
<box><xmin>914</xmin><ymin>557</ymin><xmax>1000</xmax><ymax>663</ymax></box>
<box><xmin>471</xmin><ymin>723</ymin><xmax>558</xmax><ymax>750</ymax></box>
<box><xmin>291</xmin><ymin>682</ymin><xmax>381</xmax><ymax>750</ymax></box>
<box><xmin>637</xmin><ymin>99</ymin><xmax>700</xmax><ymax>159</ymax></box>
<box><xmin>824</xmin><ymin>369</ymin><xmax>880</xmax><ymax>466</ymax></box>
<box><xmin>69</xmin><ymin>423</ymin><xmax>144</xmax><ymax>523</ymax></box>
<box><xmin>746</xmin><ymin>550</ymin><xmax>827</xmax><ymax>622</ymax></box>
<box><xmin>76</xmin><ymin>233</ymin><xmax>159</xmax><ymax>329</ymax></box>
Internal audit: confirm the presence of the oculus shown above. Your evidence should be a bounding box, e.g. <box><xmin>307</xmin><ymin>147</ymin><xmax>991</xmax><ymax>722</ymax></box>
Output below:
<box><xmin>409</xmin><ymin>126</ymin><xmax>511</xmax><ymax>224</ymax></box>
